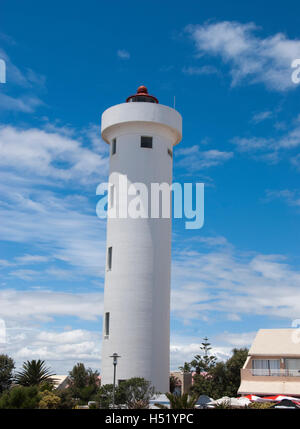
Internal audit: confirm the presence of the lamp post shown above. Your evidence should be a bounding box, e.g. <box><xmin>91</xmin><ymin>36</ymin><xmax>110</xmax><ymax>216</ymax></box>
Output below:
<box><xmin>110</xmin><ymin>353</ymin><xmax>121</xmax><ymax>409</ymax></box>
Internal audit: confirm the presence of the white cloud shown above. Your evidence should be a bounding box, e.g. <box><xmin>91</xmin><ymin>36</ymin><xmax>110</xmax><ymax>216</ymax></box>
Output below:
<box><xmin>0</xmin><ymin>289</ymin><xmax>103</xmax><ymax>322</ymax></box>
<box><xmin>9</xmin><ymin>269</ymin><xmax>39</xmax><ymax>281</ymax></box>
<box><xmin>0</xmin><ymin>124</ymin><xmax>109</xmax><ymax>277</ymax></box>
<box><xmin>176</xmin><ymin>146</ymin><xmax>233</xmax><ymax>171</ymax></box>
<box><xmin>265</xmin><ymin>189</ymin><xmax>300</xmax><ymax>207</ymax></box>
<box><xmin>0</xmin><ymin>125</ymin><xmax>108</xmax><ymax>184</ymax></box>
<box><xmin>291</xmin><ymin>154</ymin><xmax>300</xmax><ymax>170</ymax></box>
<box><xmin>182</xmin><ymin>65</ymin><xmax>218</xmax><ymax>75</ymax></box>
<box><xmin>215</xmin><ymin>331</ymin><xmax>256</xmax><ymax>347</ymax></box>
<box><xmin>0</xmin><ymin>47</ymin><xmax>45</xmax><ymax>112</ymax></box>
<box><xmin>232</xmin><ymin>119</ymin><xmax>300</xmax><ymax>166</ymax></box>
<box><xmin>117</xmin><ymin>49</ymin><xmax>130</xmax><ymax>60</ymax></box>
<box><xmin>195</xmin><ymin>236</ymin><xmax>229</xmax><ymax>247</ymax></box>
<box><xmin>170</xmin><ymin>338</ymin><xmax>232</xmax><ymax>370</ymax></box>
<box><xmin>14</xmin><ymin>254</ymin><xmax>49</xmax><ymax>265</ymax></box>
<box><xmin>3</xmin><ymin>326</ymin><xmax>101</xmax><ymax>373</ymax></box>
<box><xmin>171</xmin><ymin>244</ymin><xmax>300</xmax><ymax>321</ymax></box>
<box><xmin>186</xmin><ymin>21</ymin><xmax>300</xmax><ymax>91</ymax></box>
<box><xmin>251</xmin><ymin>110</ymin><xmax>273</xmax><ymax>123</ymax></box>
<box><xmin>0</xmin><ymin>93</ymin><xmax>43</xmax><ymax>113</ymax></box>
<box><xmin>232</xmin><ymin>136</ymin><xmax>270</xmax><ymax>152</ymax></box>
<box><xmin>0</xmin><ymin>189</ymin><xmax>107</xmax><ymax>276</ymax></box>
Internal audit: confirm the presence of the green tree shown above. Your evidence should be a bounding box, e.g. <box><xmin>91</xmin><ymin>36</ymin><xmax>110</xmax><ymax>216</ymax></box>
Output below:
<box><xmin>223</xmin><ymin>348</ymin><xmax>249</xmax><ymax>397</ymax></box>
<box><xmin>96</xmin><ymin>384</ymin><xmax>124</xmax><ymax>409</ymax></box>
<box><xmin>0</xmin><ymin>386</ymin><xmax>41</xmax><ymax>409</ymax></box>
<box><xmin>178</xmin><ymin>362</ymin><xmax>192</xmax><ymax>373</ymax></box>
<box><xmin>118</xmin><ymin>378</ymin><xmax>155</xmax><ymax>409</ymax></box>
<box><xmin>190</xmin><ymin>347</ymin><xmax>249</xmax><ymax>399</ymax></box>
<box><xmin>56</xmin><ymin>388</ymin><xmax>76</xmax><ymax>409</ymax></box>
<box><xmin>190</xmin><ymin>337</ymin><xmax>217</xmax><ymax>374</ymax></box>
<box><xmin>169</xmin><ymin>375</ymin><xmax>180</xmax><ymax>393</ymax></box>
<box><xmin>155</xmin><ymin>392</ymin><xmax>198</xmax><ymax>409</ymax></box>
<box><xmin>15</xmin><ymin>360</ymin><xmax>56</xmax><ymax>387</ymax></box>
<box><xmin>0</xmin><ymin>354</ymin><xmax>15</xmax><ymax>393</ymax></box>
<box><xmin>38</xmin><ymin>390</ymin><xmax>61</xmax><ymax>409</ymax></box>
<box><xmin>68</xmin><ymin>363</ymin><xmax>99</xmax><ymax>402</ymax></box>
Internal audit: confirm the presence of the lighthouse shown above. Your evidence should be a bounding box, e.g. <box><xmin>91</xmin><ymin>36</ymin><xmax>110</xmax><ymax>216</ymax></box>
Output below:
<box><xmin>100</xmin><ymin>86</ymin><xmax>182</xmax><ymax>392</ymax></box>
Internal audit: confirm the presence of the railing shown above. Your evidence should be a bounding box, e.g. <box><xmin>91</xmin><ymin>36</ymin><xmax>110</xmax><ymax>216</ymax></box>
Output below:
<box><xmin>247</xmin><ymin>368</ymin><xmax>300</xmax><ymax>377</ymax></box>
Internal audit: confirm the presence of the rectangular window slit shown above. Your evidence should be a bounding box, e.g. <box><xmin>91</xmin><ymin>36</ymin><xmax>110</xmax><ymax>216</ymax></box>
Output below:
<box><xmin>111</xmin><ymin>138</ymin><xmax>116</xmax><ymax>155</ymax></box>
<box><xmin>105</xmin><ymin>312</ymin><xmax>110</xmax><ymax>336</ymax></box>
<box><xmin>107</xmin><ymin>246</ymin><xmax>112</xmax><ymax>270</ymax></box>
<box><xmin>168</xmin><ymin>148</ymin><xmax>173</xmax><ymax>158</ymax></box>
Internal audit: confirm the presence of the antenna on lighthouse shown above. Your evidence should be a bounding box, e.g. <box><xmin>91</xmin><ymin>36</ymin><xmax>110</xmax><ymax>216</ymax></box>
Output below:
<box><xmin>173</xmin><ymin>95</ymin><xmax>176</xmax><ymax>109</ymax></box>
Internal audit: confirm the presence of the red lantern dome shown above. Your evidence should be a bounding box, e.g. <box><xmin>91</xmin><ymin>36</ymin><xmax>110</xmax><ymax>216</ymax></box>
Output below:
<box><xmin>126</xmin><ymin>85</ymin><xmax>158</xmax><ymax>103</ymax></box>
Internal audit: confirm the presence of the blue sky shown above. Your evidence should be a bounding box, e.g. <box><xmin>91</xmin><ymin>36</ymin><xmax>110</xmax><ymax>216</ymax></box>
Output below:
<box><xmin>1</xmin><ymin>0</ymin><xmax>300</xmax><ymax>373</ymax></box>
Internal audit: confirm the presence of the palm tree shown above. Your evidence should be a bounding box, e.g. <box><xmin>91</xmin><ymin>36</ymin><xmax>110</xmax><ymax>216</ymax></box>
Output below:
<box><xmin>15</xmin><ymin>360</ymin><xmax>56</xmax><ymax>387</ymax></box>
<box><xmin>155</xmin><ymin>392</ymin><xmax>198</xmax><ymax>409</ymax></box>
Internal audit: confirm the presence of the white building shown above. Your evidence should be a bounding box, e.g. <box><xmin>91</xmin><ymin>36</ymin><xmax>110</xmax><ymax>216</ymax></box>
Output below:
<box><xmin>100</xmin><ymin>86</ymin><xmax>182</xmax><ymax>392</ymax></box>
<box><xmin>239</xmin><ymin>329</ymin><xmax>300</xmax><ymax>397</ymax></box>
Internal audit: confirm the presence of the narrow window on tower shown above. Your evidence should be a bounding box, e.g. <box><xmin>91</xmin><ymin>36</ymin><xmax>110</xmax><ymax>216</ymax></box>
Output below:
<box><xmin>141</xmin><ymin>136</ymin><xmax>153</xmax><ymax>148</ymax></box>
<box><xmin>105</xmin><ymin>312</ymin><xmax>110</xmax><ymax>336</ymax></box>
<box><xmin>168</xmin><ymin>148</ymin><xmax>173</xmax><ymax>158</ymax></box>
<box><xmin>107</xmin><ymin>246</ymin><xmax>112</xmax><ymax>270</ymax></box>
<box><xmin>111</xmin><ymin>138</ymin><xmax>116</xmax><ymax>155</ymax></box>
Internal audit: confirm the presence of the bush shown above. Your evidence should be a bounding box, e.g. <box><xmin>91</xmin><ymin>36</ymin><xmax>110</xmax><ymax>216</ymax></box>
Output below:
<box><xmin>118</xmin><ymin>377</ymin><xmax>155</xmax><ymax>409</ymax></box>
<box><xmin>0</xmin><ymin>386</ymin><xmax>41</xmax><ymax>409</ymax></box>
<box><xmin>248</xmin><ymin>401</ymin><xmax>273</xmax><ymax>409</ymax></box>
<box><xmin>38</xmin><ymin>390</ymin><xmax>61</xmax><ymax>409</ymax></box>
<box><xmin>56</xmin><ymin>388</ymin><xmax>76</xmax><ymax>409</ymax></box>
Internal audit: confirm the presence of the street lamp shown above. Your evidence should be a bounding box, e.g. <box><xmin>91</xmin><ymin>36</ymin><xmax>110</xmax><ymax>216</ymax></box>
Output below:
<box><xmin>110</xmin><ymin>353</ymin><xmax>121</xmax><ymax>409</ymax></box>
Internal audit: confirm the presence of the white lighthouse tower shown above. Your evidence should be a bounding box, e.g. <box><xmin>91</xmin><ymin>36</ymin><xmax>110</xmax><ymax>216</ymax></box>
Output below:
<box><xmin>100</xmin><ymin>86</ymin><xmax>182</xmax><ymax>393</ymax></box>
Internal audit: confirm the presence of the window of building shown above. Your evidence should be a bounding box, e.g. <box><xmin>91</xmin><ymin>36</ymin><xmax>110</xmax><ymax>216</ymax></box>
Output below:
<box><xmin>107</xmin><ymin>246</ymin><xmax>112</xmax><ymax>270</ymax></box>
<box><xmin>252</xmin><ymin>359</ymin><xmax>280</xmax><ymax>376</ymax></box>
<box><xmin>141</xmin><ymin>136</ymin><xmax>153</xmax><ymax>148</ymax></box>
<box><xmin>168</xmin><ymin>148</ymin><xmax>173</xmax><ymax>158</ymax></box>
<box><xmin>285</xmin><ymin>359</ymin><xmax>300</xmax><ymax>376</ymax></box>
<box><xmin>111</xmin><ymin>138</ymin><xmax>116</xmax><ymax>155</ymax></box>
<box><xmin>105</xmin><ymin>312</ymin><xmax>110</xmax><ymax>336</ymax></box>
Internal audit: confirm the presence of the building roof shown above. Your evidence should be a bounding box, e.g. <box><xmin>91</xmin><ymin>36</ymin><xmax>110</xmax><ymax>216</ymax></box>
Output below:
<box><xmin>249</xmin><ymin>329</ymin><xmax>300</xmax><ymax>356</ymax></box>
<box><xmin>53</xmin><ymin>375</ymin><xmax>69</xmax><ymax>389</ymax></box>
<box><xmin>238</xmin><ymin>380</ymin><xmax>300</xmax><ymax>397</ymax></box>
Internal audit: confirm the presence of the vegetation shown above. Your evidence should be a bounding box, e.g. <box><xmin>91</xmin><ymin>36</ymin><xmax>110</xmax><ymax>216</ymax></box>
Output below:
<box><xmin>56</xmin><ymin>388</ymin><xmax>76</xmax><ymax>409</ymax></box>
<box><xmin>118</xmin><ymin>377</ymin><xmax>155</xmax><ymax>409</ymax></box>
<box><xmin>95</xmin><ymin>377</ymin><xmax>155</xmax><ymax>409</ymax></box>
<box><xmin>155</xmin><ymin>392</ymin><xmax>198</xmax><ymax>409</ymax></box>
<box><xmin>190</xmin><ymin>337</ymin><xmax>217</xmax><ymax>374</ymax></box>
<box><xmin>68</xmin><ymin>362</ymin><xmax>99</xmax><ymax>403</ymax></box>
<box><xmin>0</xmin><ymin>343</ymin><xmax>250</xmax><ymax>409</ymax></box>
<box><xmin>248</xmin><ymin>401</ymin><xmax>273</xmax><ymax>409</ymax></box>
<box><xmin>183</xmin><ymin>338</ymin><xmax>248</xmax><ymax>399</ymax></box>
<box><xmin>0</xmin><ymin>386</ymin><xmax>41</xmax><ymax>409</ymax></box>
<box><xmin>38</xmin><ymin>390</ymin><xmax>61</xmax><ymax>409</ymax></box>
<box><xmin>96</xmin><ymin>384</ymin><xmax>121</xmax><ymax>408</ymax></box>
<box><xmin>0</xmin><ymin>354</ymin><xmax>15</xmax><ymax>394</ymax></box>
<box><xmin>15</xmin><ymin>360</ymin><xmax>56</xmax><ymax>387</ymax></box>
<box><xmin>178</xmin><ymin>362</ymin><xmax>192</xmax><ymax>373</ymax></box>
<box><xmin>169</xmin><ymin>375</ymin><xmax>180</xmax><ymax>393</ymax></box>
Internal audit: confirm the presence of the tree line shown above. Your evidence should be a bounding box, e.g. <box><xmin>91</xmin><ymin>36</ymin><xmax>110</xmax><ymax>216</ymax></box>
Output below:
<box><xmin>0</xmin><ymin>337</ymin><xmax>248</xmax><ymax>408</ymax></box>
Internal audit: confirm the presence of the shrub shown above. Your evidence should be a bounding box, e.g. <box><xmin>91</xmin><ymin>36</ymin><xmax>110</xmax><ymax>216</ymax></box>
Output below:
<box><xmin>0</xmin><ymin>386</ymin><xmax>41</xmax><ymax>409</ymax></box>
<box><xmin>38</xmin><ymin>390</ymin><xmax>61</xmax><ymax>409</ymax></box>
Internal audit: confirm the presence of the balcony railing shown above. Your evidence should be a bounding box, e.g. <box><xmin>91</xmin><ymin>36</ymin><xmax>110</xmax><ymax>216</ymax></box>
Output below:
<box><xmin>249</xmin><ymin>368</ymin><xmax>300</xmax><ymax>377</ymax></box>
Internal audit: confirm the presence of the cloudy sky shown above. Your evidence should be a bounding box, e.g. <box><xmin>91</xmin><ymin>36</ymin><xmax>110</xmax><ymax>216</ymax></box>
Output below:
<box><xmin>1</xmin><ymin>0</ymin><xmax>300</xmax><ymax>374</ymax></box>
